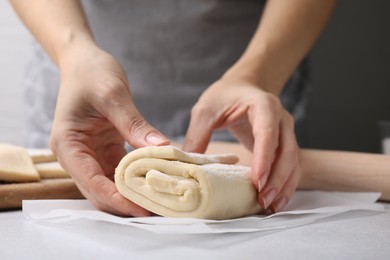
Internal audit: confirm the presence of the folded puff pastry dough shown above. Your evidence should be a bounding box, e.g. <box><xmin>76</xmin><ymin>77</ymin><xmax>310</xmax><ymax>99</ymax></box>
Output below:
<box><xmin>115</xmin><ymin>146</ymin><xmax>263</xmax><ymax>220</ymax></box>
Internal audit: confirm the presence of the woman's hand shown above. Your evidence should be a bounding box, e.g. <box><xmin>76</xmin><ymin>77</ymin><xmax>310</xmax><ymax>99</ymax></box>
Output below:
<box><xmin>183</xmin><ymin>75</ymin><xmax>302</xmax><ymax>212</ymax></box>
<box><xmin>50</xmin><ymin>46</ymin><xmax>169</xmax><ymax>216</ymax></box>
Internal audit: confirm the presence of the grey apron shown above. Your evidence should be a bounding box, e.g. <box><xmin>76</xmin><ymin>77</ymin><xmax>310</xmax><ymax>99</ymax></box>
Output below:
<box><xmin>24</xmin><ymin>0</ymin><xmax>310</xmax><ymax>148</ymax></box>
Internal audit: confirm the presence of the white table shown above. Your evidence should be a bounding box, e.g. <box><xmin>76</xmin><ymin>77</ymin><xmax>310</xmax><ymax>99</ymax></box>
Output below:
<box><xmin>1</xmin><ymin>203</ymin><xmax>389</xmax><ymax>260</ymax></box>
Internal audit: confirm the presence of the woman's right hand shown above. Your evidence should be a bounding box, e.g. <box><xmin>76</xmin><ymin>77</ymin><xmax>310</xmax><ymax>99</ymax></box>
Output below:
<box><xmin>50</xmin><ymin>45</ymin><xmax>169</xmax><ymax>216</ymax></box>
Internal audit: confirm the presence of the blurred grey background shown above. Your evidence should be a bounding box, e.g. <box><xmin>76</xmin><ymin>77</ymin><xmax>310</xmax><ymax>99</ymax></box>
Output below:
<box><xmin>307</xmin><ymin>1</ymin><xmax>390</xmax><ymax>153</ymax></box>
<box><xmin>1</xmin><ymin>1</ymin><xmax>389</xmax><ymax>152</ymax></box>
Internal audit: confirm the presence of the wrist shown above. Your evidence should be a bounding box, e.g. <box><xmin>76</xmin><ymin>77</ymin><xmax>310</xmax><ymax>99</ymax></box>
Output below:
<box><xmin>222</xmin><ymin>61</ymin><xmax>265</xmax><ymax>89</ymax></box>
<box><xmin>223</xmin><ymin>57</ymin><xmax>284</xmax><ymax>96</ymax></box>
<box><xmin>223</xmin><ymin>40</ymin><xmax>290</xmax><ymax>96</ymax></box>
<box><xmin>56</xmin><ymin>32</ymin><xmax>98</xmax><ymax>69</ymax></box>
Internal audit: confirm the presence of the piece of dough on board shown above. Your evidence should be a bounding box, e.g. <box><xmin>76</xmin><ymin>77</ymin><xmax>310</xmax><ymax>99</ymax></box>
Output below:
<box><xmin>0</xmin><ymin>144</ymin><xmax>40</xmax><ymax>182</ymax></box>
<box><xmin>28</xmin><ymin>149</ymin><xmax>57</xmax><ymax>163</ymax></box>
<box><xmin>35</xmin><ymin>162</ymin><xmax>69</xmax><ymax>179</ymax></box>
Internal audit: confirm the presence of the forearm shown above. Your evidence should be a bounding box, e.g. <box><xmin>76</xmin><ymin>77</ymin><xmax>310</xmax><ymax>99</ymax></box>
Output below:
<box><xmin>224</xmin><ymin>0</ymin><xmax>337</xmax><ymax>95</ymax></box>
<box><xmin>10</xmin><ymin>0</ymin><xmax>96</xmax><ymax>66</ymax></box>
<box><xmin>299</xmin><ymin>149</ymin><xmax>390</xmax><ymax>201</ymax></box>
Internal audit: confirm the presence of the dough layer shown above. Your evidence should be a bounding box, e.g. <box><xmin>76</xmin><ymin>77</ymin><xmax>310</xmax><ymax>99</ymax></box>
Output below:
<box><xmin>115</xmin><ymin>146</ymin><xmax>262</xmax><ymax>220</ymax></box>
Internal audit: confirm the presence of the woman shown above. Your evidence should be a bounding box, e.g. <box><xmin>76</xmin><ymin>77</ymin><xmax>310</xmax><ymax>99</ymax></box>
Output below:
<box><xmin>11</xmin><ymin>0</ymin><xmax>336</xmax><ymax>215</ymax></box>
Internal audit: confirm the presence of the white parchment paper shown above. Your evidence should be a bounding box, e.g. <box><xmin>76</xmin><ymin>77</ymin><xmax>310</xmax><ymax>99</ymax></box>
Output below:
<box><xmin>22</xmin><ymin>191</ymin><xmax>385</xmax><ymax>234</ymax></box>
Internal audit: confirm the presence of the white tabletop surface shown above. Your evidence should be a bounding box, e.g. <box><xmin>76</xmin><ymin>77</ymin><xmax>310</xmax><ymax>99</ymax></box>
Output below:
<box><xmin>0</xmin><ymin>203</ymin><xmax>389</xmax><ymax>260</ymax></box>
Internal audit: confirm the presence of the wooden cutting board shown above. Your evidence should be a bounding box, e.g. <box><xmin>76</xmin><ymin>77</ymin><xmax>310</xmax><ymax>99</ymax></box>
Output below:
<box><xmin>0</xmin><ymin>178</ymin><xmax>84</xmax><ymax>210</ymax></box>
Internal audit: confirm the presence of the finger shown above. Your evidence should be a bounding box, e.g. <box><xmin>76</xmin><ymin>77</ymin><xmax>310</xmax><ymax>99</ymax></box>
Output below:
<box><xmin>249</xmin><ymin>98</ymin><xmax>282</xmax><ymax>190</ymax></box>
<box><xmin>57</xmin><ymin>141</ymin><xmax>150</xmax><ymax>216</ymax></box>
<box><xmin>257</xmin><ymin>153</ymin><xmax>297</xmax><ymax>210</ymax></box>
<box><xmin>183</xmin><ymin>103</ymin><xmax>216</xmax><ymax>153</ymax></box>
<box><xmin>87</xmin><ymin>174</ymin><xmax>150</xmax><ymax>217</ymax></box>
<box><xmin>73</xmin><ymin>174</ymin><xmax>145</xmax><ymax>216</ymax></box>
<box><xmin>257</xmin><ymin>112</ymin><xmax>299</xmax><ymax>209</ymax></box>
<box><xmin>109</xmin><ymin>102</ymin><xmax>170</xmax><ymax>148</ymax></box>
<box><xmin>270</xmin><ymin>164</ymin><xmax>302</xmax><ymax>213</ymax></box>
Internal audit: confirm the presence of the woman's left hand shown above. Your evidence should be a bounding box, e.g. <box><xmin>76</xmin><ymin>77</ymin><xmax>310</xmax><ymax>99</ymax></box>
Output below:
<box><xmin>183</xmin><ymin>75</ymin><xmax>302</xmax><ymax>212</ymax></box>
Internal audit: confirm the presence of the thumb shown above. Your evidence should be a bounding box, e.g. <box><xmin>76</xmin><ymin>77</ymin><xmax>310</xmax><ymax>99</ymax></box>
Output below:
<box><xmin>183</xmin><ymin>106</ymin><xmax>215</xmax><ymax>153</ymax></box>
<box><xmin>106</xmin><ymin>101</ymin><xmax>170</xmax><ymax>148</ymax></box>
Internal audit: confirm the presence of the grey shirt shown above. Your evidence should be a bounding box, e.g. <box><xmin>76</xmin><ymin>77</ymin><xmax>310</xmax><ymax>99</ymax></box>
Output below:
<box><xmin>24</xmin><ymin>0</ymin><xmax>310</xmax><ymax>148</ymax></box>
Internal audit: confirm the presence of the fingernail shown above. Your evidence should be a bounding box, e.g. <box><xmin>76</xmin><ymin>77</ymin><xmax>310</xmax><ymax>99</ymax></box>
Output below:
<box><xmin>145</xmin><ymin>133</ymin><xmax>169</xmax><ymax>146</ymax></box>
<box><xmin>257</xmin><ymin>173</ymin><xmax>269</xmax><ymax>192</ymax></box>
<box><xmin>263</xmin><ymin>188</ymin><xmax>277</xmax><ymax>209</ymax></box>
<box><xmin>273</xmin><ymin>197</ymin><xmax>288</xmax><ymax>212</ymax></box>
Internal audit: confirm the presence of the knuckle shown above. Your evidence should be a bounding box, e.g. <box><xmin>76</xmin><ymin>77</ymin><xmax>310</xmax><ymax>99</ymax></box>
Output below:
<box><xmin>284</xmin><ymin>112</ymin><xmax>295</xmax><ymax>127</ymax></box>
<box><xmin>267</xmin><ymin>93</ymin><xmax>282</xmax><ymax>107</ymax></box>
<box><xmin>259</xmin><ymin>93</ymin><xmax>282</xmax><ymax>113</ymax></box>
<box><xmin>190</xmin><ymin>103</ymin><xmax>217</xmax><ymax>128</ymax></box>
<box><xmin>127</xmin><ymin>116</ymin><xmax>148</xmax><ymax>135</ymax></box>
<box><xmin>191</xmin><ymin>102</ymin><xmax>212</xmax><ymax>119</ymax></box>
<box><xmin>249</xmin><ymin>95</ymin><xmax>283</xmax><ymax>129</ymax></box>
